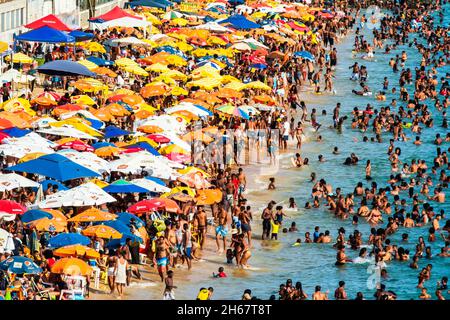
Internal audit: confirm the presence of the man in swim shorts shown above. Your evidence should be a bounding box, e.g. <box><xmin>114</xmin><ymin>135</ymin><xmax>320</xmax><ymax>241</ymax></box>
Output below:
<box><xmin>215</xmin><ymin>204</ymin><xmax>229</xmax><ymax>253</ymax></box>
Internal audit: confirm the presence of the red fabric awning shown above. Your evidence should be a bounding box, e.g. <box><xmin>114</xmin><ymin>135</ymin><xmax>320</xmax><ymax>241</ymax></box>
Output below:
<box><xmin>89</xmin><ymin>5</ymin><xmax>141</xmax><ymax>22</ymax></box>
<box><xmin>24</xmin><ymin>14</ymin><xmax>72</xmax><ymax>31</ymax></box>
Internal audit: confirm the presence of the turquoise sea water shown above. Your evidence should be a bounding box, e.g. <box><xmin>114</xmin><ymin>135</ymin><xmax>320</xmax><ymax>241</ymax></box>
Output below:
<box><xmin>173</xmin><ymin>7</ymin><xmax>450</xmax><ymax>300</ymax></box>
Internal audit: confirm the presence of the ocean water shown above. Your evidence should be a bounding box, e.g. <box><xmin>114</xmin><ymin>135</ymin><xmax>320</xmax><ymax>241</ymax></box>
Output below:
<box><xmin>168</xmin><ymin>7</ymin><xmax>450</xmax><ymax>300</ymax></box>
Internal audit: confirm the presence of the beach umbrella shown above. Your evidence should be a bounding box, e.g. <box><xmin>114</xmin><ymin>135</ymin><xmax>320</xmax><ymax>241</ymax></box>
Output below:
<box><xmin>0</xmin><ymin>256</ymin><xmax>42</xmax><ymax>274</ymax></box>
<box><xmin>68</xmin><ymin>207</ymin><xmax>117</xmax><ymax>222</ymax></box>
<box><xmin>69</xmin><ymin>30</ymin><xmax>94</xmax><ymax>41</ymax></box>
<box><xmin>195</xmin><ymin>189</ymin><xmax>223</xmax><ymax>205</ymax></box>
<box><xmin>117</xmin><ymin>212</ymin><xmax>145</xmax><ymax>228</ymax></box>
<box><xmin>115</xmin><ymin>57</ymin><xmax>138</xmax><ymax>68</ymax></box>
<box><xmin>53</xmin><ymin>245</ymin><xmax>100</xmax><ymax>259</ymax></box>
<box><xmin>93</xmin><ymin>67</ymin><xmax>117</xmax><ymax>78</ymax></box>
<box><xmin>146</xmin><ymin>133</ymin><xmax>171</xmax><ymax>144</ymax></box>
<box><xmin>83</xmin><ymin>42</ymin><xmax>106</xmax><ymax>53</ymax></box>
<box><xmin>103</xmin><ymin>125</ymin><xmax>130</xmax><ymax>138</ymax></box>
<box><xmin>87</xmin><ymin>56</ymin><xmax>114</xmax><ymax>66</ymax></box>
<box><xmin>92</xmin><ymin>142</ymin><xmax>116</xmax><ymax>149</ymax></box>
<box><xmin>38</xmin><ymin>182</ymin><xmax>116</xmax><ymax>208</ymax></box>
<box><xmin>7</xmin><ymin>153</ymin><xmax>100</xmax><ymax>181</ymax></box>
<box><xmin>0</xmin><ymin>173</ymin><xmax>40</xmax><ymax>191</ymax></box>
<box><xmin>94</xmin><ymin>146</ymin><xmax>122</xmax><ymax>158</ymax></box>
<box><xmin>5</xmin><ymin>53</ymin><xmax>34</xmax><ymax>64</ymax></box>
<box><xmin>47</xmin><ymin>233</ymin><xmax>91</xmax><ymax>249</ymax></box>
<box><xmin>244</xmin><ymin>81</ymin><xmax>272</xmax><ymax>91</ymax></box>
<box><xmin>0</xmin><ymin>228</ymin><xmax>15</xmax><ymax>252</ymax></box>
<box><xmin>294</xmin><ymin>51</ymin><xmax>315</xmax><ymax>62</ymax></box>
<box><xmin>50</xmin><ymin>257</ymin><xmax>93</xmax><ymax>276</ymax></box>
<box><xmin>165</xmin><ymin>152</ymin><xmax>191</xmax><ymax>163</ymax></box>
<box><xmin>103</xmin><ymin>179</ymin><xmax>150</xmax><ymax>193</ymax></box>
<box><xmin>0</xmin><ymin>200</ymin><xmax>26</xmax><ymax>215</ymax></box>
<box><xmin>128</xmin><ymin>198</ymin><xmax>180</xmax><ymax>214</ymax></box>
<box><xmin>216</xmin><ymin>104</ymin><xmax>250</xmax><ymax>119</ymax></box>
<box><xmin>21</xmin><ymin>209</ymin><xmax>53</xmax><ymax>223</ymax></box>
<box><xmin>39</xmin><ymin>179</ymin><xmax>69</xmax><ymax>192</ymax></box>
<box><xmin>130</xmin><ymin>178</ymin><xmax>171</xmax><ymax>193</ymax></box>
<box><xmin>57</xmin><ymin>139</ymin><xmax>94</xmax><ymax>152</ymax></box>
<box><xmin>81</xmin><ymin>225</ymin><xmax>122</xmax><ymax>239</ymax></box>
<box><xmin>29</xmin><ymin>218</ymin><xmax>67</xmax><ymax>232</ymax></box>
<box><xmin>37</xmin><ymin>60</ymin><xmax>95</xmax><ymax>77</ymax></box>
<box><xmin>178</xmin><ymin>172</ymin><xmax>212</xmax><ymax>189</ymax></box>
<box><xmin>77</xmin><ymin>59</ymin><xmax>98</xmax><ymax>71</ymax></box>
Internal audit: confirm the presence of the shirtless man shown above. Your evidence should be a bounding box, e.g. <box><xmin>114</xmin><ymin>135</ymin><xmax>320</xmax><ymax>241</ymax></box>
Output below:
<box><xmin>334</xmin><ymin>281</ymin><xmax>348</xmax><ymax>300</ymax></box>
<box><xmin>335</xmin><ymin>245</ymin><xmax>352</xmax><ymax>266</ymax></box>
<box><xmin>215</xmin><ymin>204</ymin><xmax>229</xmax><ymax>253</ymax></box>
<box><xmin>225</xmin><ymin>178</ymin><xmax>235</xmax><ymax>211</ymax></box>
<box><xmin>261</xmin><ymin>203</ymin><xmax>274</xmax><ymax>240</ymax></box>
<box><xmin>195</xmin><ymin>207</ymin><xmax>208</xmax><ymax>248</ymax></box>
<box><xmin>312</xmin><ymin>286</ymin><xmax>329</xmax><ymax>300</ymax></box>
<box><xmin>429</xmin><ymin>187</ymin><xmax>445</xmax><ymax>203</ymax></box>
<box><xmin>107</xmin><ymin>252</ymin><xmax>117</xmax><ymax>294</ymax></box>
<box><xmin>167</xmin><ymin>224</ymin><xmax>178</xmax><ymax>267</ymax></box>
<box><xmin>182</xmin><ymin>223</ymin><xmax>193</xmax><ymax>270</ymax></box>
<box><xmin>155</xmin><ymin>236</ymin><xmax>169</xmax><ymax>281</ymax></box>
<box><xmin>239</xmin><ymin>206</ymin><xmax>253</xmax><ymax>247</ymax></box>
<box><xmin>237</xmin><ymin>168</ymin><xmax>246</xmax><ymax>199</ymax></box>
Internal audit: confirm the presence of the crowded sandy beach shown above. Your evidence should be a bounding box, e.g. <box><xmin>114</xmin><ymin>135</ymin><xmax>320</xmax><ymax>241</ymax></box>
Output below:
<box><xmin>0</xmin><ymin>0</ymin><xmax>448</xmax><ymax>301</ymax></box>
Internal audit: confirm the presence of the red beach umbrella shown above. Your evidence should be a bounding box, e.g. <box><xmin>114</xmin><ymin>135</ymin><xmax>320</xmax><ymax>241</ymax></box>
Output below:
<box><xmin>0</xmin><ymin>200</ymin><xmax>27</xmax><ymax>215</ymax></box>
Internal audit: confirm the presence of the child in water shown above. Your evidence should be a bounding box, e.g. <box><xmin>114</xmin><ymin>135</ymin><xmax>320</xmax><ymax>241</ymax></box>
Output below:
<box><xmin>213</xmin><ymin>267</ymin><xmax>227</xmax><ymax>278</ymax></box>
<box><xmin>271</xmin><ymin>220</ymin><xmax>280</xmax><ymax>240</ymax></box>
<box><xmin>268</xmin><ymin>177</ymin><xmax>276</xmax><ymax>190</ymax></box>
<box><xmin>288</xmin><ymin>197</ymin><xmax>297</xmax><ymax>208</ymax></box>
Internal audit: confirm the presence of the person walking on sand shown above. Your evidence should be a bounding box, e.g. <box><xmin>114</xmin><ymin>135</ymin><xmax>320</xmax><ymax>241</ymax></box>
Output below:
<box><xmin>163</xmin><ymin>270</ymin><xmax>177</xmax><ymax>300</ymax></box>
<box><xmin>114</xmin><ymin>252</ymin><xmax>128</xmax><ymax>299</ymax></box>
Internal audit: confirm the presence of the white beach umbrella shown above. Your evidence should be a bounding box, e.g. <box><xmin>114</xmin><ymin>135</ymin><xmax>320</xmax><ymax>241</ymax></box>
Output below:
<box><xmin>37</xmin><ymin>126</ymin><xmax>98</xmax><ymax>140</ymax></box>
<box><xmin>131</xmin><ymin>178</ymin><xmax>171</xmax><ymax>193</ymax></box>
<box><xmin>166</xmin><ymin>102</ymin><xmax>212</xmax><ymax>117</ymax></box>
<box><xmin>38</xmin><ymin>182</ymin><xmax>116</xmax><ymax>208</ymax></box>
<box><xmin>91</xmin><ymin>17</ymin><xmax>150</xmax><ymax>30</ymax></box>
<box><xmin>57</xmin><ymin>150</ymin><xmax>110</xmax><ymax>174</ymax></box>
<box><xmin>0</xmin><ymin>173</ymin><xmax>40</xmax><ymax>191</ymax></box>
<box><xmin>110</xmin><ymin>151</ymin><xmax>176</xmax><ymax>179</ymax></box>
<box><xmin>193</xmin><ymin>22</ymin><xmax>232</xmax><ymax>33</ymax></box>
<box><xmin>107</xmin><ymin>37</ymin><xmax>151</xmax><ymax>47</ymax></box>
<box><xmin>0</xmin><ymin>228</ymin><xmax>15</xmax><ymax>253</ymax></box>
<box><xmin>141</xmin><ymin>115</ymin><xmax>187</xmax><ymax>134</ymax></box>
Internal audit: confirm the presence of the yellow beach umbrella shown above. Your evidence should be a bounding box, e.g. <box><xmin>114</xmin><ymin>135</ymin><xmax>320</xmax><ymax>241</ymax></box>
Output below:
<box><xmin>187</xmin><ymin>78</ymin><xmax>222</xmax><ymax>90</ymax></box>
<box><xmin>170</xmin><ymin>86</ymin><xmax>188</xmax><ymax>96</ymax></box>
<box><xmin>146</xmin><ymin>63</ymin><xmax>170</xmax><ymax>73</ymax></box>
<box><xmin>5</xmin><ymin>53</ymin><xmax>33</xmax><ymax>64</ymax></box>
<box><xmin>112</xmin><ymin>88</ymin><xmax>135</xmax><ymax>96</ymax></box>
<box><xmin>159</xmin><ymin>144</ymin><xmax>189</xmax><ymax>155</ymax></box>
<box><xmin>84</xmin><ymin>42</ymin><xmax>106</xmax><ymax>53</ymax></box>
<box><xmin>82</xmin><ymin>225</ymin><xmax>122</xmax><ymax>239</ymax></box>
<box><xmin>73</xmin><ymin>78</ymin><xmax>107</xmax><ymax>93</ymax></box>
<box><xmin>89</xmin><ymin>178</ymin><xmax>109</xmax><ymax>188</ymax></box>
<box><xmin>77</xmin><ymin>59</ymin><xmax>98</xmax><ymax>70</ymax></box>
<box><xmin>0</xmin><ymin>41</ymin><xmax>8</xmax><ymax>54</ymax></box>
<box><xmin>54</xmin><ymin>245</ymin><xmax>100</xmax><ymax>259</ymax></box>
<box><xmin>124</xmin><ymin>65</ymin><xmax>149</xmax><ymax>76</ymax></box>
<box><xmin>95</xmin><ymin>146</ymin><xmax>123</xmax><ymax>157</ymax></box>
<box><xmin>68</xmin><ymin>207</ymin><xmax>116</xmax><ymax>222</ymax></box>
<box><xmin>244</xmin><ymin>81</ymin><xmax>272</xmax><ymax>91</ymax></box>
<box><xmin>161</xmin><ymin>186</ymin><xmax>196</xmax><ymax>198</ymax></box>
<box><xmin>223</xmin><ymin>81</ymin><xmax>246</xmax><ymax>91</ymax></box>
<box><xmin>115</xmin><ymin>57</ymin><xmax>138</xmax><ymax>67</ymax></box>
<box><xmin>160</xmin><ymin>70</ymin><xmax>187</xmax><ymax>81</ymax></box>
<box><xmin>71</xmin><ymin>95</ymin><xmax>97</xmax><ymax>106</ymax></box>
<box><xmin>18</xmin><ymin>152</ymin><xmax>47</xmax><ymax>163</ymax></box>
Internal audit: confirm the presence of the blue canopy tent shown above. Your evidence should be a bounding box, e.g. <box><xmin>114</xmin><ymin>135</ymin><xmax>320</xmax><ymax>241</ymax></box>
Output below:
<box><xmin>37</xmin><ymin>60</ymin><xmax>95</xmax><ymax>77</ymax></box>
<box><xmin>87</xmin><ymin>56</ymin><xmax>114</xmax><ymax>66</ymax></box>
<box><xmin>219</xmin><ymin>14</ymin><xmax>261</xmax><ymax>30</ymax></box>
<box><xmin>126</xmin><ymin>142</ymin><xmax>160</xmax><ymax>156</ymax></box>
<box><xmin>7</xmin><ymin>153</ymin><xmax>100</xmax><ymax>181</ymax></box>
<box><xmin>21</xmin><ymin>209</ymin><xmax>53</xmax><ymax>223</ymax></box>
<box><xmin>47</xmin><ymin>233</ymin><xmax>91</xmax><ymax>249</ymax></box>
<box><xmin>125</xmin><ymin>0</ymin><xmax>171</xmax><ymax>9</ymax></box>
<box><xmin>1</xmin><ymin>127</ymin><xmax>31</xmax><ymax>137</ymax></box>
<box><xmin>104</xmin><ymin>125</ymin><xmax>130</xmax><ymax>138</ymax></box>
<box><xmin>39</xmin><ymin>179</ymin><xmax>69</xmax><ymax>192</ymax></box>
<box><xmin>69</xmin><ymin>30</ymin><xmax>94</xmax><ymax>41</ymax></box>
<box><xmin>15</xmin><ymin>26</ymin><xmax>75</xmax><ymax>43</ymax></box>
<box><xmin>103</xmin><ymin>179</ymin><xmax>149</xmax><ymax>193</ymax></box>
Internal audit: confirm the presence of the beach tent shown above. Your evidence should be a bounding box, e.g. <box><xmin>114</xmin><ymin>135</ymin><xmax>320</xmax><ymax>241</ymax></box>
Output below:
<box><xmin>15</xmin><ymin>26</ymin><xmax>75</xmax><ymax>43</ymax></box>
<box><xmin>218</xmin><ymin>14</ymin><xmax>261</xmax><ymax>30</ymax></box>
<box><xmin>69</xmin><ymin>30</ymin><xmax>94</xmax><ymax>41</ymax></box>
<box><xmin>38</xmin><ymin>60</ymin><xmax>95</xmax><ymax>77</ymax></box>
<box><xmin>89</xmin><ymin>5</ymin><xmax>141</xmax><ymax>22</ymax></box>
<box><xmin>24</xmin><ymin>14</ymin><xmax>72</xmax><ymax>31</ymax></box>
<box><xmin>125</xmin><ymin>0</ymin><xmax>171</xmax><ymax>9</ymax></box>
<box><xmin>7</xmin><ymin>153</ymin><xmax>100</xmax><ymax>181</ymax></box>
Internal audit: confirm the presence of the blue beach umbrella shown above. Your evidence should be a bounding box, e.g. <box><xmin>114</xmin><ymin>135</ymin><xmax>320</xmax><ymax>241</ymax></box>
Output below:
<box><xmin>47</xmin><ymin>233</ymin><xmax>91</xmax><ymax>249</ymax></box>
<box><xmin>126</xmin><ymin>142</ymin><xmax>160</xmax><ymax>156</ymax></box>
<box><xmin>145</xmin><ymin>176</ymin><xmax>166</xmax><ymax>186</ymax></box>
<box><xmin>37</xmin><ymin>60</ymin><xmax>95</xmax><ymax>77</ymax></box>
<box><xmin>117</xmin><ymin>212</ymin><xmax>145</xmax><ymax>228</ymax></box>
<box><xmin>96</xmin><ymin>220</ymin><xmax>143</xmax><ymax>247</ymax></box>
<box><xmin>0</xmin><ymin>256</ymin><xmax>42</xmax><ymax>274</ymax></box>
<box><xmin>87</xmin><ymin>56</ymin><xmax>114</xmax><ymax>66</ymax></box>
<box><xmin>7</xmin><ymin>153</ymin><xmax>101</xmax><ymax>181</ymax></box>
<box><xmin>294</xmin><ymin>51</ymin><xmax>315</xmax><ymax>62</ymax></box>
<box><xmin>1</xmin><ymin>127</ymin><xmax>31</xmax><ymax>137</ymax></box>
<box><xmin>104</xmin><ymin>125</ymin><xmax>130</xmax><ymax>139</ymax></box>
<box><xmin>92</xmin><ymin>141</ymin><xmax>116</xmax><ymax>149</ymax></box>
<box><xmin>219</xmin><ymin>14</ymin><xmax>260</xmax><ymax>30</ymax></box>
<box><xmin>103</xmin><ymin>179</ymin><xmax>150</xmax><ymax>193</ymax></box>
<box><xmin>250</xmin><ymin>63</ymin><xmax>267</xmax><ymax>69</ymax></box>
<box><xmin>39</xmin><ymin>179</ymin><xmax>69</xmax><ymax>192</ymax></box>
<box><xmin>21</xmin><ymin>209</ymin><xmax>53</xmax><ymax>223</ymax></box>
